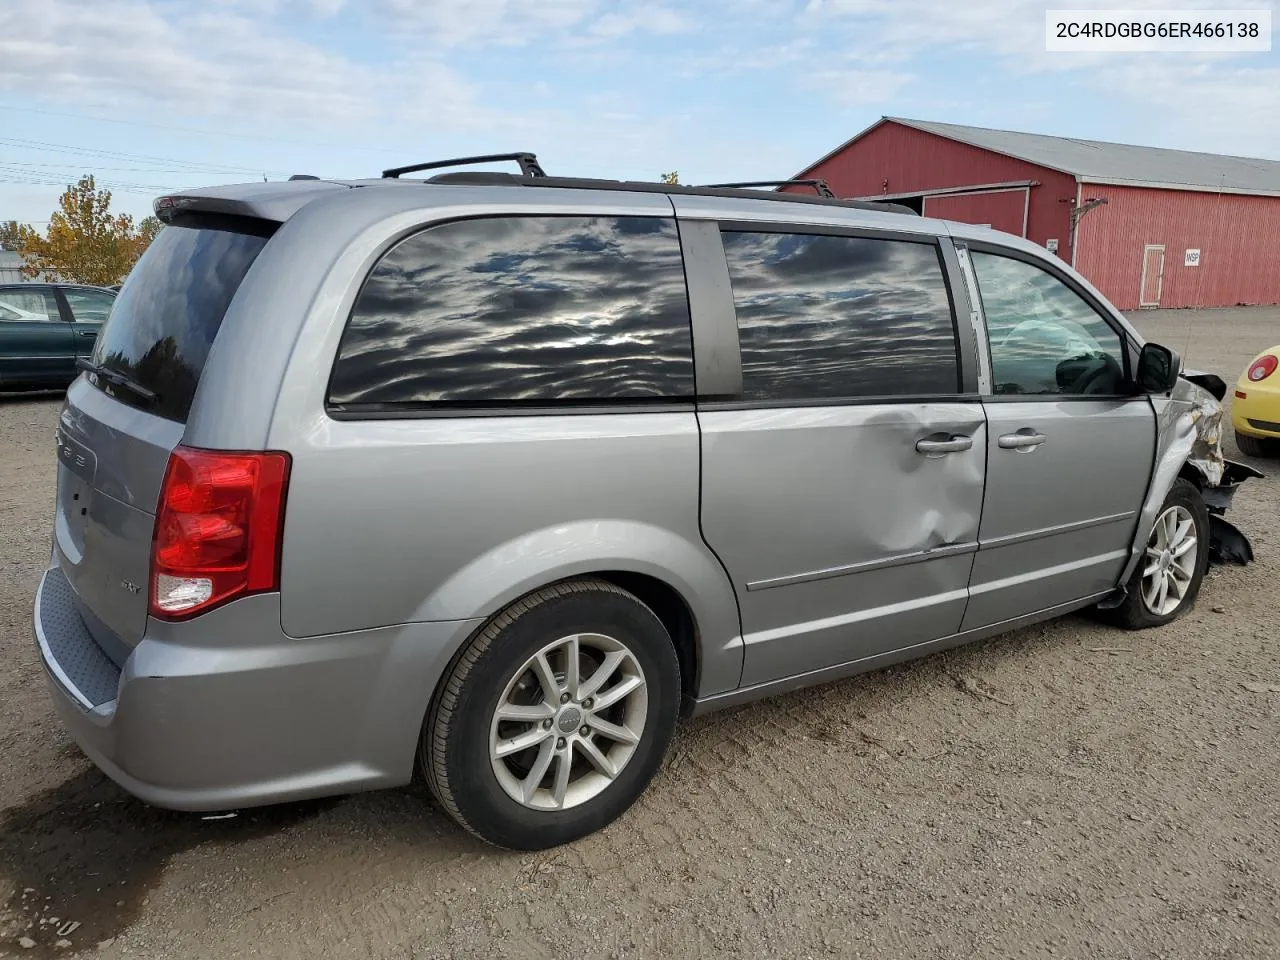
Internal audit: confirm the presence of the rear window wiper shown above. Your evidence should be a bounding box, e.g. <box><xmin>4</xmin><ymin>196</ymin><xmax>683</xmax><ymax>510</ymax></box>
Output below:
<box><xmin>76</xmin><ymin>358</ymin><xmax>158</xmax><ymax>403</ymax></box>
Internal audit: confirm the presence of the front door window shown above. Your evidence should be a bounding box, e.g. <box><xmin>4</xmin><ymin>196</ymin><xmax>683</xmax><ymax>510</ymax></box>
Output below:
<box><xmin>971</xmin><ymin>252</ymin><xmax>1127</xmax><ymax>396</ymax></box>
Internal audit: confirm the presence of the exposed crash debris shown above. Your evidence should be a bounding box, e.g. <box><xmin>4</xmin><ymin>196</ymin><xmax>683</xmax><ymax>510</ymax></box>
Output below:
<box><xmin>1163</xmin><ymin>374</ymin><xmax>1264</xmax><ymax>566</ymax></box>
<box><xmin>1208</xmin><ymin>516</ymin><xmax>1254</xmax><ymax>565</ymax></box>
<box><xmin>1181</xmin><ymin>370</ymin><xmax>1228</xmax><ymax>402</ymax></box>
<box><xmin>1178</xmin><ymin>373</ymin><xmax>1227</xmax><ymax>488</ymax></box>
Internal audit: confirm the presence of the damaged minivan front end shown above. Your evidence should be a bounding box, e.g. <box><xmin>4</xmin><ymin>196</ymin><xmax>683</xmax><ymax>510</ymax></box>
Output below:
<box><xmin>1124</xmin><ymin>370</ymin><xmax>1264</xmax><ymax>585</ymax></box>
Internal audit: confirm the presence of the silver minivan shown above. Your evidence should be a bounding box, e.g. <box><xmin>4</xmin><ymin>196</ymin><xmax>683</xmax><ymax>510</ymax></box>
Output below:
<box><xmin>33</xmin><ymin>155</ymin><xmax>1257</xmax><ymax>849</ymax></box>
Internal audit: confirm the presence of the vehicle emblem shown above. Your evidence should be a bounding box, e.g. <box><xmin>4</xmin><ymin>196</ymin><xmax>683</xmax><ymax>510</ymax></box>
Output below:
<box><xmin>557</xmin><ymin>707</ymin><xmax>583</xmax><ymax>734</ymax></box>
<box><xmin>121</xmin><ymin>579</ymin><xmax>141</xmax><ymax>595</ymax></box>
<box><xmin>55</xmin><ymin>429</ymin><xmax>97</xmax><ymax>483</ymax></box>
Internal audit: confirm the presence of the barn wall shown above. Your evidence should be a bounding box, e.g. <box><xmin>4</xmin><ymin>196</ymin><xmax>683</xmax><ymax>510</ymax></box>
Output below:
<box><xmin>922</xmin><ymin>189</ymin><xmax>1027</xmax><ymax>236</ymax></box>
<box><xmin>797</xmin><ymin>121</ymin><xmax>1076</xmax><ymax>259</ymax></box>
<box><xmin>1075</xmin><ymin>184</ymin><xmax>1280</xmax><ymax>310</ymax></box>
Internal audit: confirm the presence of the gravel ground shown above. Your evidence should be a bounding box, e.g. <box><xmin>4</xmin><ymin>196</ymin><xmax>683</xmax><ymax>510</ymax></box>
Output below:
<box><xmin>1</xmin><ymin>307</ymin><xmax>1278</xmax><ymax>960</ymax></box>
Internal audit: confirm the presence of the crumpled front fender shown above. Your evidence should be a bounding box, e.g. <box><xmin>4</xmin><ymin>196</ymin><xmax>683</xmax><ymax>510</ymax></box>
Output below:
<box><xmin>1117</xmin><ymin>376</ymin><xmax>1262</xmax><ymax>585</ymax></box>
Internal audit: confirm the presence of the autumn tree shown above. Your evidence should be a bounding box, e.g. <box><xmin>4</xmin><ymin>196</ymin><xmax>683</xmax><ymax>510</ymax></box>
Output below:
<box><xmin>137</xmin><ymin>216</ymin><xmax>163</xmax><ymax>246</ymax></box>
<box><xmin>0</xmin><ymin>220</ymin><xmax>24</xmax><ymax>250</ymax></box>
<box><xmin>660</xmin><ymin>171</ymin><xmax>679</xmax><ymax>184</ymax></box>
<box><xmin>14</xmin><ymin>176</ymin><xmax>162</xmax><ymax>285</ymax></box>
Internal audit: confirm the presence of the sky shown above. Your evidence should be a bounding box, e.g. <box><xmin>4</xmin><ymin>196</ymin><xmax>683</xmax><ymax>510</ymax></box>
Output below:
<box><xmin>1</xmin><ymin>0</ymin><xmax>1278</xmax><ymax>226</ymax></box>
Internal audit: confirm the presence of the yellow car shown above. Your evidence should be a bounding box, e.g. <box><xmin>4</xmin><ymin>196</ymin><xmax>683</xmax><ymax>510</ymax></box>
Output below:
<box><xmin>1233</xmin><ymin>345</ymin><xmax>1280</xmax><ymax>457</ymax></box>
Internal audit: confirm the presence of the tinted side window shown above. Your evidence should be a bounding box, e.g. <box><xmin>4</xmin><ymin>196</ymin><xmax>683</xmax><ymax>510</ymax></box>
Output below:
<box><xmin>63</xmin><ymin>288</ymin><xmax>116</xmax><ymax>323</ymax></box>
<box><xmin>0</xmin><ymin>288</ymin><xmax>60</xmax><ymax>322</ymax></box>
<box><xmin>329</xmin><ymin>216</ymin><xmax>694</xmax><ymax>409</ymax></box>
<box><xmin>971</xmin><ymin>251</ymin><xmax>1126</xmax><ymax>396</ymax></box>
<box><xmin>719</xmin><ymin>232</ymin><xmax>959</xmax><ymax>401</ymax></box>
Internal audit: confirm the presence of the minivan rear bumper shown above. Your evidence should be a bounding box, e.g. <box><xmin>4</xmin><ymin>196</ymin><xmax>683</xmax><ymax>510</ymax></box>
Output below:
<box><xmin>33</xmin><ymin>563</ymin><xmax>481</xmax><ymax>812</ymax></box>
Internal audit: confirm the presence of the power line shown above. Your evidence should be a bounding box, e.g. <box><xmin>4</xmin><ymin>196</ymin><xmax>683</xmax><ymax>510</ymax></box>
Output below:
<box><xmin>0</xmin><ymin>103</ymin><xmax>396</xmax><ymax>156</ymax></box>
<box><xmin>0</xmin><ymin>164</ymin><xmax>184</xmax><ymax>186</ymax></box>
<box><xmin>0</xmin><ymin>175</ymin><xmax>184</xmax><ymax>195</ymax></box>
<box><xmin>0</xmin><ymin>136</ymin><xmax>291</xmax><ymax>177</ymax></box>
<box><xmin>0</xmin><ymin>161</ymin><xmax>219</xmax><ymax>174</ymax></box>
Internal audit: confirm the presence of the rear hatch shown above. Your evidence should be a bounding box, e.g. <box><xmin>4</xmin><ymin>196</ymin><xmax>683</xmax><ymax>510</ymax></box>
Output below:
<box><xmin>55</xmin><ymin>217</ymin><xmax>271</xmax><ymax>661</ymax></box>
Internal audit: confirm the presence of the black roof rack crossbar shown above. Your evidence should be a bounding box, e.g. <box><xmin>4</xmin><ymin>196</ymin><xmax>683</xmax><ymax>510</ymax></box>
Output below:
<box><xmin>699</xmin><ymin>178</ymin><xmax>836</xmax><ymax>199</ymax></box>
<box><xmin>382</xmin><ymin>152</ymin><xmax>546</xmax><ymax>180</ymax></box>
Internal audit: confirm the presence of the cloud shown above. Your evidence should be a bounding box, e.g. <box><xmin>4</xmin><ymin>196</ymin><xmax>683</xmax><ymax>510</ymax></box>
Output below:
<box><xmin>587</xmin><ymin>6</ymin><xmax>696</xmax><ymax>40</ymax></box>
<box><xmin>1086</xmin><ymin>60</ymin><xmax>1280</xmax><ymax>157</ymax></box>
<box><xmin>0</xmin><ymin>1</ymin><xmax>406</xmax><ymax>125</ymax></box>
<box><xmin>792</xmin><ymin>0</ymin><xmax>1279</xmax><ymax>154</ymax></box>
<box><xmin>796</xmin><ymin>68</ymin><xmax>915</xmax><ymax>107</ymax></box>
<box><xmin>370</xmin><ymin>0</ymin><xmax>600</xmax><ymax>47</ymax></box>
<box><xmin>0</xmin><ymin>0</ymin><xmax>534</xmax><ymax>152</ymax></box>
<box><xmin>1</xmin><ymin>0</ymin><xmax>1276</xmax><ymax>228</ymax></box>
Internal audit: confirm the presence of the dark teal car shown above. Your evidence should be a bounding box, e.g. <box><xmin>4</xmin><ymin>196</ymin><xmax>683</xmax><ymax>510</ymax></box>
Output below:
<box><xmin>0</xmin><ymin>283</ymin><xmax>116</xmax><ymax>391</ymax></box>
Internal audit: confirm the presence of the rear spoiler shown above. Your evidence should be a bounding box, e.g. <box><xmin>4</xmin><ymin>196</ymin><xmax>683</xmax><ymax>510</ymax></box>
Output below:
<box><xmin>154</xmin><ymin>180</ymin><xmax>350</xmax><ymax>225</ymax></box>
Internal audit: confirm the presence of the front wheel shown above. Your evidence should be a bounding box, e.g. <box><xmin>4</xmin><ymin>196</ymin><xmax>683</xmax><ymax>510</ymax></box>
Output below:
<box><xmin>1103</xmin><ymin>478</ymin><xmax>1209</xmax><ymax>630</ymax></box>
<box><xmin>422</xmin><ymin>579</ymin><xmax>680</xmax><ymax>849</ymax></box>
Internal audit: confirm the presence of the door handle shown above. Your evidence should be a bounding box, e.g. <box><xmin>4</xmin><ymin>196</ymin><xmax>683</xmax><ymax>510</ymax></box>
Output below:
<box><xmin>915</xmin><ymin>435</ymin><xmax>974</xmax><ymax>455</ymax></box>
<box><xmin>76</xmin><ymin>329</ymin><xmax>97</xmax><ymax>337</ymax></box>
<box><xmin>998</xmin><ymin>431</ymin><xmax>1047</xmax><ymax>450</ymax></box>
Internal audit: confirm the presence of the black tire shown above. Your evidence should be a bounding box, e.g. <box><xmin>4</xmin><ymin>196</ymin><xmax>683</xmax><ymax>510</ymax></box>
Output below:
<box><xmin>1235</xmin><ymin>429</ymin><xmax>1279</xmax><ymax>459</ymax></box>
<box><xmin>422</xmin><ymin>579</ymin><xmax>680</xmax><ymax>850</ymax></box>
<box><xmin>1102</xmin><ymin>478</ymin><xmax>1209</xmax><ymax>630</ymax></box>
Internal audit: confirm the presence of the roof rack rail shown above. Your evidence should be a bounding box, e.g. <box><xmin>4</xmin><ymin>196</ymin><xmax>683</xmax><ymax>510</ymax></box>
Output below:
<box><xmin>361</xmin><ymin>169</ymin><xmax>918</xmax><ymax>216</ymax></box>
<box><xmin>288</xmin><ymin>174</ymin><xmax>320</xmax><ymax>181</ymax></box>
<box><xmin>700</xmin><ymin>178</ymin><xmax>836</xmax><ymax>199</ymax></box>
<box><xmin>382</xmin><ymin>152</ymin><xmax>546</xmax><ymax>180</ymax></box>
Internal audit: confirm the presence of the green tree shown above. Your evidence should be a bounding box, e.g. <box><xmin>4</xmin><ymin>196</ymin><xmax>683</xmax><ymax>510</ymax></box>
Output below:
<box><xmin>15</xmin><ymin>176</ymin><xmax>161</xmax><ymax>285</ymax></box>
<box><xmin>660</xmin><ymin>171</ymin><xmax>679</xmax><ymax>184</ymax></box>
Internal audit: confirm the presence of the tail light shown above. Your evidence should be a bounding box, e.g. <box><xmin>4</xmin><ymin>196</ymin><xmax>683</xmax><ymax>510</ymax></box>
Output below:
<box><xmin>150</xmin><ymin>445</ymin><xmax>291</xmax><ymax>620</ymax></box>
<box><xmin>1247</xmin><ymin>354</ymin><xmax>1277</xmax><ymax>382</ymax></box>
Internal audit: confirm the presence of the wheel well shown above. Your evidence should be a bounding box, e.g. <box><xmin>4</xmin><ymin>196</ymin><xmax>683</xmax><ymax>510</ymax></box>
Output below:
<box><xmin>595</xmin><ymin>571</ymin><xmax>699</xmax><ymax>713</ymax></box>
<box><xmin>1178</xmin><ymin>462</ymin><xmax>1207</xmax><ymax>490</ymax></box>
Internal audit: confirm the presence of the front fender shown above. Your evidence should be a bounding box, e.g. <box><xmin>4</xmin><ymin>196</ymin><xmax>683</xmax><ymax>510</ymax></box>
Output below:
<box><xmin>411</xmin><ymin>519</ymin><xmax>744</xmax><ymax>696</ymax></box>
<box><xmin>1118</xmin><ymin>378</ymin><xmax>1257</xmax><ymax>584</ymax></box>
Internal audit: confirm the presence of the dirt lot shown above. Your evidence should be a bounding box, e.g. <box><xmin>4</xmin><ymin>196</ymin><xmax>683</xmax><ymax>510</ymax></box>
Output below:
<box><xmin>1</xmin><ymin>307</ymin><xmax>1277</xmax><ymax>960</ymax></box>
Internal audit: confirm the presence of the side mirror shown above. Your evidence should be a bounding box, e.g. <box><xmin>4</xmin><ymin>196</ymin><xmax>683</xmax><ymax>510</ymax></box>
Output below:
<box><xmin>1135</xmin><ymin>342</ymin><xmax>1181</xmax><ymax>394</ymax></box>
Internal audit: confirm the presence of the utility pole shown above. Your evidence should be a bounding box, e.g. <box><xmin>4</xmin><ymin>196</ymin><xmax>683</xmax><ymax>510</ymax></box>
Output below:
<box><xmin>1065</xmin><ymin>196</ymin><xmax>1108</xmax><ymax>254</ymax></box>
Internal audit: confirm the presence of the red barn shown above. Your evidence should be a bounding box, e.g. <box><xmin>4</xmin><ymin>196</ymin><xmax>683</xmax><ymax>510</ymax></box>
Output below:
<box><xmin>792</xmin><ymin>117</ymin><xmax>1280</xmax><ymax>310</ymax></box>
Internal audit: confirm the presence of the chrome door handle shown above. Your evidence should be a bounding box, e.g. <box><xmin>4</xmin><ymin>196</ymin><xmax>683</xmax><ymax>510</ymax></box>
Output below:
<box><xmin>916</xmin><ymin>435</ymin><xmax>974</xmax><ymax>455</ymax></box>
<box><xmin>998</xmin><ymin>431</ymin><xmax>1047</xmax><ymax>450</ymax></box>
<box><xmin>76</xmin><ymin>330</ymin><xmax>97</xmax><ymax>337</ymax></box>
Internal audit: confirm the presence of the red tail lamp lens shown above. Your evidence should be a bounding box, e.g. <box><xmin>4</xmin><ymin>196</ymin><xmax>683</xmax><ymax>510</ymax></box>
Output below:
<box><xmin>1248</xmin><ymin>355</ymin><xmax>1277</xmax><ymax>382</ymax></box>
<box><xmin>150</xmin><ymin>446</ymin><xmax>290</xmax><ymax>619</ymax></box>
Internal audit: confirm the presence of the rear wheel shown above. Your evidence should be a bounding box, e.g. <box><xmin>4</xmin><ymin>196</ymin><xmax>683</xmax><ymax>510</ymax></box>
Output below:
<box><xmin>1235</xmin><ymin>429</ymin><xmax>1279</xmax><ymax>459</ymax></box>
<box><xmin>423</xmin><ymin>579</ymin><xmax>680</xmax><ymax>849</ymax></box>
<box><xmin>1103</xmin><ymin>478</ymin><xmax>1208</xmax><ymax>630</ymax></box>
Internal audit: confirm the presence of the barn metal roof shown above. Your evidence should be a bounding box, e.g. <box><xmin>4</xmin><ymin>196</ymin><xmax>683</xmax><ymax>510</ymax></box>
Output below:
<box><xmin>803</xmin><ymin>117</ymin><xmax>1280</xmax><ymax>197</ymax></box>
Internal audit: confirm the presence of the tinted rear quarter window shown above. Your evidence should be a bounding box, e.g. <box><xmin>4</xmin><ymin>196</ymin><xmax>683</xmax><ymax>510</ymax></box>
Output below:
<box><xmin>328</xmin><ymin>216</ymin><xmax>694</xmax><ymax>410</ymax></box>
<box><xmin>719</xmin><ymin>231</ymin><xmax>959</xmax><ymax>401</ymax></box>
<box><xmin>91</xmin><ymin>224</ymin><xmax>268</xmax><ymax>422</ymax></box>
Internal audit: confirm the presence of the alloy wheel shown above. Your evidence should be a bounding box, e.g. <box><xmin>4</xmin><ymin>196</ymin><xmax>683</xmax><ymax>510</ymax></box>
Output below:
<box><xmin>1140</xmin><ymin>504</ymin><xmax>1199</xmax><ymax>617</ymax></box>
<box><xmin>489</xmin><ymin>632</ymin><xmax>648</xmax><ymax>811</ymax></box>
